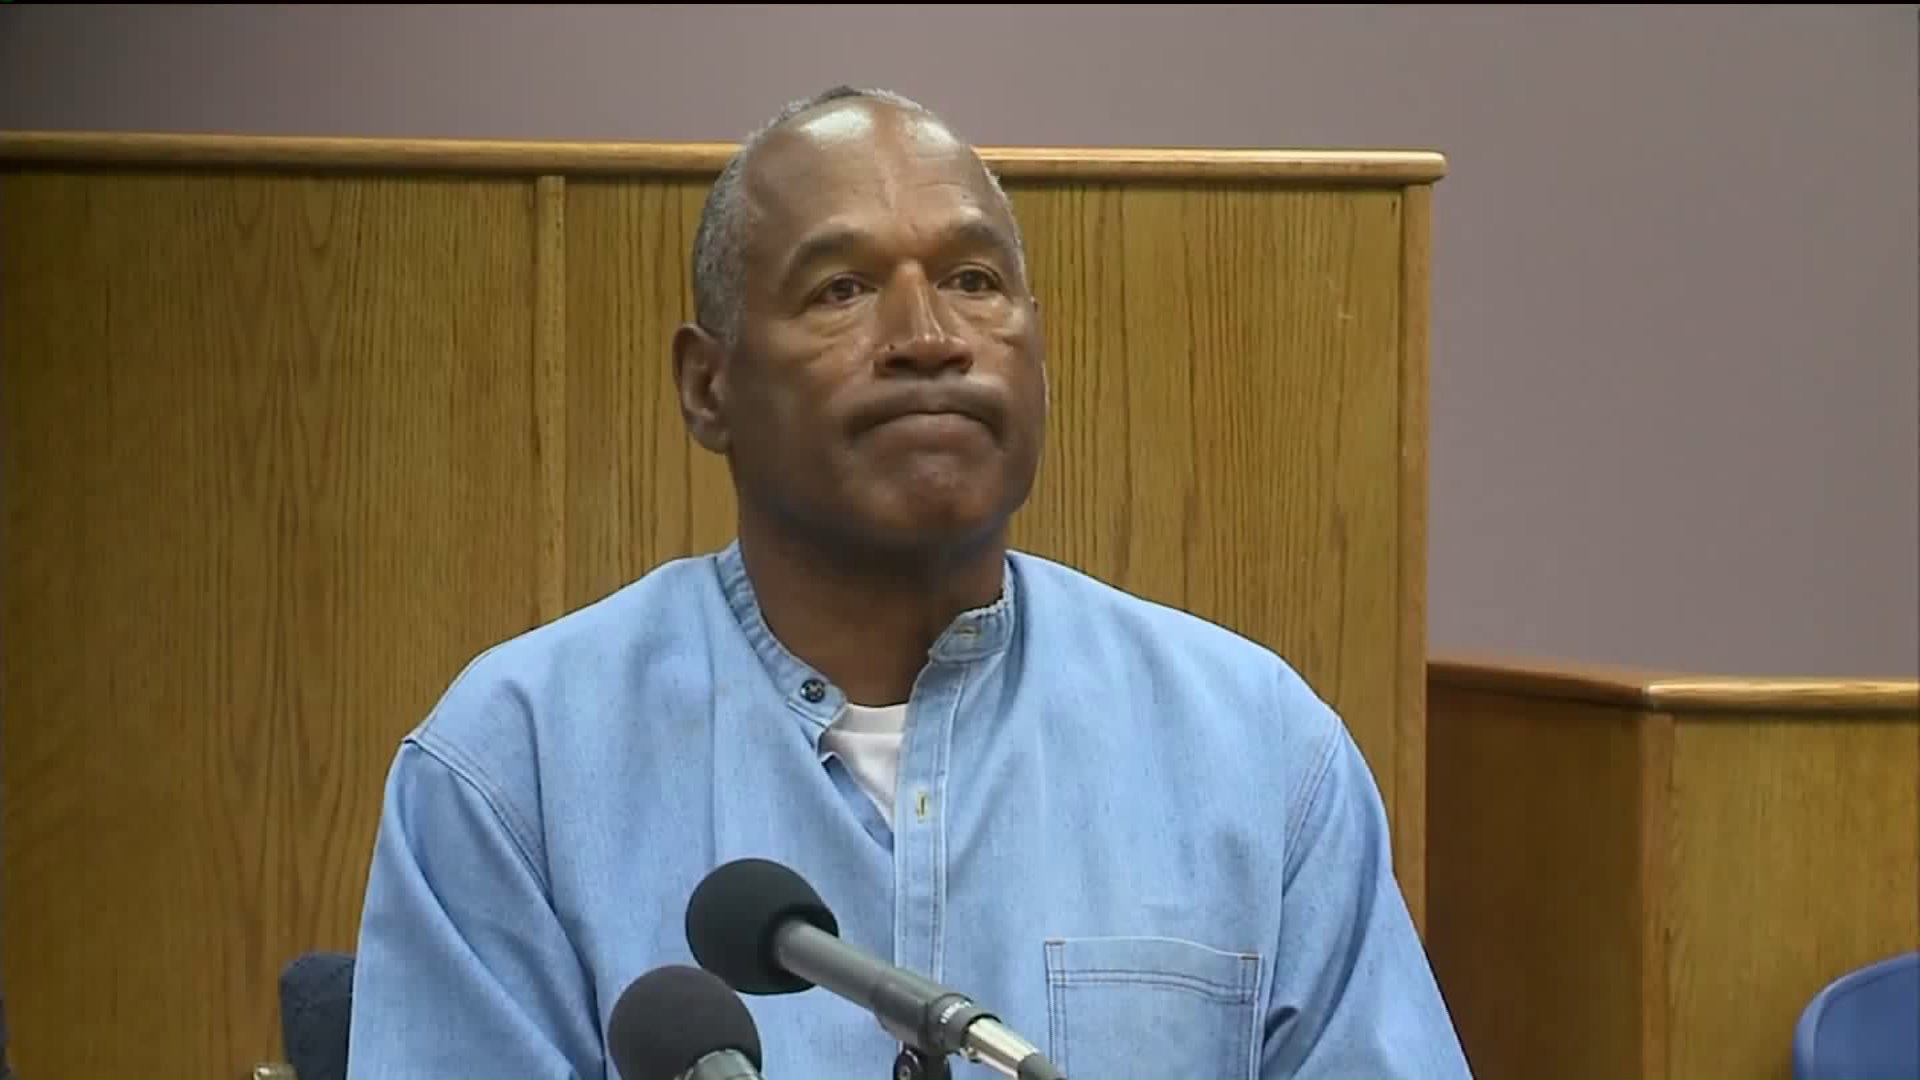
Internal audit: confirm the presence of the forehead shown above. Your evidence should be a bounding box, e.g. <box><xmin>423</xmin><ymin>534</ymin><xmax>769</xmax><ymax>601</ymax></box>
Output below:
<box><xmin>741</xmin><ymin>103</ymin><xmax>1006</xmax><ymax>254</ymax></box>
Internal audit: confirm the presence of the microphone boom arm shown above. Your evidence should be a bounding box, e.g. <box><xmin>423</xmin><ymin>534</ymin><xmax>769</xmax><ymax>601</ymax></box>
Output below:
<box><xmin>772</xmin><ymin>921</ymin><xmax>1065</xmax><ymax>1080</ymax></box>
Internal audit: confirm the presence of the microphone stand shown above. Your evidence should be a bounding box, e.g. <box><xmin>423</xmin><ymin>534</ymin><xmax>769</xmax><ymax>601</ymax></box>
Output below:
<box><xmin>892</xmin><ymin>1043</ymin><xmax>953</xmax><ymax>1080</ymax></box>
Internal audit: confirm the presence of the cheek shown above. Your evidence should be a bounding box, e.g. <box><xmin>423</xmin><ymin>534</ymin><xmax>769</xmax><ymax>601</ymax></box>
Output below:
<box><xmin>993</xmin><ymin>330</ymin><xmax>1049</xmax><ymax>408</ymax></box>
<box><xmin>728</xmin><ymin>371</ymin><xmax>853</xmax><ymax>473</ymax></box>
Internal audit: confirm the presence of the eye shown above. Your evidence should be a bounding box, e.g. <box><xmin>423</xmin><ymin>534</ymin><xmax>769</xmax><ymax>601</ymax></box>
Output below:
<box><xmin>813</xmin><ymin>275</ymin><xmax>870</xmax><ymax>307</ymax></box>
<box><xmin>946</xmin><ymin>267</ymin><xmax>1001</xmax><ymax>295</ymax></box>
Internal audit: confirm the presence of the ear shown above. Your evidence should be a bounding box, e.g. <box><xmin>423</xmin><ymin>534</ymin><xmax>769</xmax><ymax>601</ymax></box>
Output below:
<box><xmin>672</xmin><ymin>322</ymin><xmax>732</xmax><ymax>454</ymax></box>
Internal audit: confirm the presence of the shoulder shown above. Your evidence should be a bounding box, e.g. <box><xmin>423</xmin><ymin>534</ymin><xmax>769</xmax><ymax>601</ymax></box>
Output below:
<box><xmin>1006</xmin><ymin>549</ymin><xmax>1351</xmax><ymax>768</ymax></box>
<box><xmin>396</xmin><ymin>551</ymin><xmax>730</xmax><ymax>802</ymax></box>
<box><xmin>447</xmin><ymin>550</ymin><xmax>723</xmax><ymax>682</ymax></box>
<box><xmin>1007</xmin><ymin>550</ymin><xmax>1338</xmax><ymax>733</ymax></box>
<box><xmin>1007</xmin><ymin>552</ymin><xmax>1368</xmax><ymax>869</ymax></box>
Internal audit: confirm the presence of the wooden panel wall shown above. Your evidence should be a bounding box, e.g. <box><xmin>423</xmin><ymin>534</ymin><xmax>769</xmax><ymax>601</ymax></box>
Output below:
<box><xmin>1</xmin><ymin>168</ymin><xmax>546</xmax><ymax>1078</ymax></box>
<box><xmin>1</xmin><ymin>134</ymin><xmax>1442</xmax><ymax>1080</ymax></box>
<box><xmin>1666</xmin><ymin>714</ymin><xmax>1920</xmax><ymax>1080</ymax></box>
<box><xmin>1425</xmin><ymin>690</ymin><xmax>1658</xmax><ymax>1079</ymax></box>
<box><xmin>1427</xmin><ymin>655</ymin><xmax>1920</xmax><ymax>1080</ymax></box>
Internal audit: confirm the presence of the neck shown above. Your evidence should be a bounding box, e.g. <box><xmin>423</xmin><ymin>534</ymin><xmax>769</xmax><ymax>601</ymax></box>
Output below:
<box><xmin>737</xmin><ymin>519</ymin><xmax>1008</xmax><ymax>706</ymax></box>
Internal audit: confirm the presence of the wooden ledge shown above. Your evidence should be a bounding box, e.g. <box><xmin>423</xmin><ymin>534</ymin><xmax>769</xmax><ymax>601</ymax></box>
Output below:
<box><xmin>0</xmin><ymin>130</ymin><xmax>1448</xmax><ymax>183</ymax></box>
<box><xmin>1431</xmin><ymin>651</ymin><xmax>1919</xmax><ymax>715</ymax></box>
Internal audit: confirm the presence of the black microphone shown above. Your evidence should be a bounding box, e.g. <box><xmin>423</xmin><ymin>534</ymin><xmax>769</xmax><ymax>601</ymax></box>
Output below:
<box><xmin>685</xmin><ymin>858</ymin><xmax>1067</xmax><ymax>1080</ymax></box>
<box><xmin>608</xmin><ymin>964</ymin><xmax>765</xmax><ymax>1080</ymax></box>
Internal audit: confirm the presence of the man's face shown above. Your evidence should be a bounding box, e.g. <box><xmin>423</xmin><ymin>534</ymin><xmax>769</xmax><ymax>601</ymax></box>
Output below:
<box><xmin>689</xmin><ymin>102</ymin><xmax>1048</xmax><ymax>564</ymax></box>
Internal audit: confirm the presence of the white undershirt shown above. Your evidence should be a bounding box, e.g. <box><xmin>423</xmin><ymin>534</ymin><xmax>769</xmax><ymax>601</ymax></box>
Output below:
<box><xmin>820</xmin><ymin>701</ymin><xmax>909</xmax><ymax>826</ymax></box>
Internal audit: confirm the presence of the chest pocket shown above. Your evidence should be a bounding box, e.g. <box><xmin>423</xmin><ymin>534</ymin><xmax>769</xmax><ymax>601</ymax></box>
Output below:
<box><xmin>1043</xmin><ymin>936</ymin><xmax>1262</xmax><ymax>1080</ymax></box>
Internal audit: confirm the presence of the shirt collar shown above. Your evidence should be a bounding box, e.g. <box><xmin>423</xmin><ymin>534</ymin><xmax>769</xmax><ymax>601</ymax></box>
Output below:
<box><xmin>713</xmin><ymin>539</ymin><xmax>1018</xmax><ymax>730</ymax></box>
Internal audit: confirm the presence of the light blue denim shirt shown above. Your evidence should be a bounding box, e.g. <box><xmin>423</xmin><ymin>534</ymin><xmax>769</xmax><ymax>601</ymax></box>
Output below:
<box><xmin>347</xmin><ymin>542</ymin><xmax>1471</xmax><ymax>1080</ymax></box>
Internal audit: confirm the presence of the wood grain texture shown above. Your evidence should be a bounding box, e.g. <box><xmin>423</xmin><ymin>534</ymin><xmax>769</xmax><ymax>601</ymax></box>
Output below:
<box><xmin>1396</xmin><ymin>184</ymin><xmax>1433</xmax><ymax>927</ymax></box>
<box><xmin>535</xmin><ymin>175</ymin><xmax>568</xmax><ymax>623</ymax></box>
<box><xmin>0</xmin><ymin>171</ymin><xmax>541</xmax><ymax>1079</ymax></box>
<box><xmin>1426</xmin><ymin>686</ymin><xmax>1660</xmax><ymax>1080</ymax></box>
<box><xmin>562</xmin><ymin>177</ymin><xmax>739</xmax><ymax>600</ymax></box>
<box><xmin>1428</xmin><ymin>658</ymin><xmax>1920</xmax><ymax>1080</ymax></box>
<box><xmin>1</xmin><ymin>130</ymin><xmax>1448</xmax><ymax>183</ymax></box>
<box><xmin>1665</xmin><ymin>715</ymin><xmax>1920</xmax><ymax>1080</ymax></box>
<box><xmin>1637</xmin><ymin>711</ymin><xmax>1676</xmax><ymax>1080</ymax></box>
<box><xmin>1432</xmin><ymin>651</ymin><xmax>1920</xmax><ymax>712</ymax></box>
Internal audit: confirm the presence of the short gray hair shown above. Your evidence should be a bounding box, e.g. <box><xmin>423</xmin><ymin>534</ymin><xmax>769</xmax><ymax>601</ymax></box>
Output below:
<box><xmin>690</xmin><ymin>86</ymin><xmax>1023</xmax><ymax>347</ymax></box>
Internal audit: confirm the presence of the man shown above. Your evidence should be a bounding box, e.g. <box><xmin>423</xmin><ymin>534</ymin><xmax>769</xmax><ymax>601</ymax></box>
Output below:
<box><xmin>347</xmin><ymin>86</ymin><xmax>1471</xmax><ymax>1080</ymax></box>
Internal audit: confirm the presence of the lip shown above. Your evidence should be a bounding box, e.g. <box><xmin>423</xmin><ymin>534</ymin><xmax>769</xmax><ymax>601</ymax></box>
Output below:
<box><xmin>851</xmin><ymin>385</ymin><xmax>1003</xmax><ymax>437</ymax></box>
<box><xmin>876</xmin><ymin>410</ymin><xmax>984</xmax><ymax>428</ymax></box>
<box><xmin>865</xmin><ymin>411</ymin><xmax>994</xmax><ymax>445</ymax></box>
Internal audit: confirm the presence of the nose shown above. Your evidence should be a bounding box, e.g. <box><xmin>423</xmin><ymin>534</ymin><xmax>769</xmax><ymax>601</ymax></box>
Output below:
<box><xmin>876</xmin><ymin>274</ymin><xmax>973</xmax><ymax>377</ymax></box>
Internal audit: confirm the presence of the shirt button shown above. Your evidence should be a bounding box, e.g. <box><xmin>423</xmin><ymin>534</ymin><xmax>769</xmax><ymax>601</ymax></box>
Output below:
<box><xmin>800</xmin><ymin>678</ymin><xmax>827</xmax><ymax>703</ymax></box>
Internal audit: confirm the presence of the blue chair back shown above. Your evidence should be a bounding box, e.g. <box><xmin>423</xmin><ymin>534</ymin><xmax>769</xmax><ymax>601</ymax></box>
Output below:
<box><xmin>1793</xmin><ymin>950</ymin><xmax>1920</xmax><ymax>1080</ymax></box>
<box><xmin>280</xmin><ymin>951</ymin><xmax>356</xmax><ymax>1080</ymax></box>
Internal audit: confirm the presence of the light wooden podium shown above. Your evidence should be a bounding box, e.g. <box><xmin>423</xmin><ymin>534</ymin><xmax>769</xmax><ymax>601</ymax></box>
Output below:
<box><xmin>1427</xmin><ymin>653</ymin><xmax>1919</xmax><ymax>1080</ymax></box>
<box><xmin>1</xmin><ymin>132</ymin><xmax>1444</xmax><ymax>1079</ymax></box>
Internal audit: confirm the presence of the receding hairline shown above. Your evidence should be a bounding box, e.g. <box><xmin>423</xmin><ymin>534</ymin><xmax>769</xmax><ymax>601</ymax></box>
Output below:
<box><xmin>744</xmin><ymin>103</ymin><xmax>1013</xmax><ymax>227</ymax></box>
<box><xmin>691</xmin><ymin>86</ymin><xmax>1025</xmax><ymax>343</ymax></box>
<box><xmin>739</xmin><ymin>94</ymin><xmax>1003</xmax><ymax>211</ymax></box>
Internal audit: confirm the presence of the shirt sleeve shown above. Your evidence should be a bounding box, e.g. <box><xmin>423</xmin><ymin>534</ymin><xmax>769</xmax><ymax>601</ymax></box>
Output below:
<box><xmin>347</xmin><ymin>738</ymin><xmax>605</xmax><ymax>1080</ymax></box>
<box><xmin>1260</xmin><ymin>709</ymin><xmax>1474</xmax><ymax>1080</ymax></box>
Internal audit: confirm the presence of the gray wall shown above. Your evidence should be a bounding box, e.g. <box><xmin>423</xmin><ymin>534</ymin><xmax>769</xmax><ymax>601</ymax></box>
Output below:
<box><xmin>4</xmin><ymin>4</ymin><xmax>1914</xmax><ymax>677</ymax></box>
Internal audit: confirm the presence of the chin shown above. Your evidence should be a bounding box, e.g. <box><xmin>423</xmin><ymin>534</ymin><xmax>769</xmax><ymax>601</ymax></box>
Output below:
<box><xmin>855</xmin><ymin>488</ymin><xmax>1008</xmax><ymax>554</ymax></box>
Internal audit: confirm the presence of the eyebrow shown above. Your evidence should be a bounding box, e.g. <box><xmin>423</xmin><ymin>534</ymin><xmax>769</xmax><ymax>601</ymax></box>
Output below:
<box><xmin>777</xmin><ymin>218</ymin><xmax>1019</xmax><ymax>293</ymax></box>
